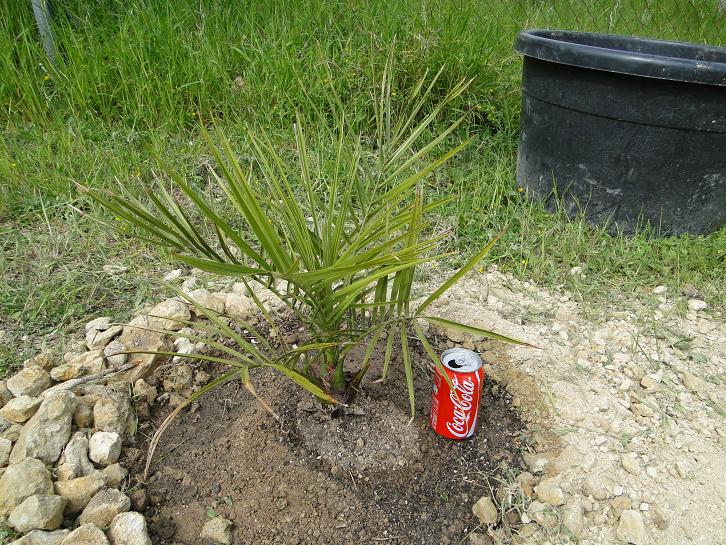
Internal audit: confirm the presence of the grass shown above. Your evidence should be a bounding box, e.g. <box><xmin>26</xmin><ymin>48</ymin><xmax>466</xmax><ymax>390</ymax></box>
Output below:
<box><xmin>1</xmin><ymin>0</ymin><xmax>725</xmax><ymax>375</ymax></box>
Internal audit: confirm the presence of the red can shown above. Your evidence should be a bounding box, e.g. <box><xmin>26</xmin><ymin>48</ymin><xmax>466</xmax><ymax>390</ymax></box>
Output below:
<box><xmin>430</xmin><ymin>348</ymin><xmax>485</xmax><ymax>440</ymax></box>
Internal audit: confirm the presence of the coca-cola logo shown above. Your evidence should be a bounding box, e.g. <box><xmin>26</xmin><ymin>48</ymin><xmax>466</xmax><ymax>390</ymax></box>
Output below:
<box><xmin>445</xmin><ymin>375</ymin><xmax>476</xmax><ymax>438</ymax></box>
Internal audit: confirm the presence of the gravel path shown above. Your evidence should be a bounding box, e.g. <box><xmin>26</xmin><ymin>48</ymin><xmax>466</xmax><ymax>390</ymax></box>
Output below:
<box><xmin>429</xmin><ymin>269</ymin><xmax>725</xmax><ymax>545</ymax></box>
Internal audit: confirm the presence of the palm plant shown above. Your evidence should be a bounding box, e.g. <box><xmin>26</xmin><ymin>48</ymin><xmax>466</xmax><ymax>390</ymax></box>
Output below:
<box><xmin>85</xmin><ymin>61</ymin><xmax>530</xmax><ymax>427</ymax></box>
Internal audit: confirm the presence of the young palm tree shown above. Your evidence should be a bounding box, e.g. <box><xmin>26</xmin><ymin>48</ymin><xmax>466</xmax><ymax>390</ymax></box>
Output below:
<box><xmin>85</xmin><ymin>62</ymin><xmax>532</xmax><ymax>475</ymax></box>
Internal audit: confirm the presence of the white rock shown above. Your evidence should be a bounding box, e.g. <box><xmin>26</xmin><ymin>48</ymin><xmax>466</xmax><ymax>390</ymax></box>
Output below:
<box><xmin>527</xmin><ymin>500</ymin><xmax>558</xmax><ymax>528</ymax></box>
<box><xmin>687</xmin><ymin>299</ymin><xmax>707</xmax><ymax>312</ymax></box>
<box><xmin>56</xmin><ymin>431</ymin><xmax>95</xmax><ymax>481</ymax></box>
<box><xmin>523</xmin><ymin>452</ymin><xmax>550</xmax><ymax>474</ymax></box>
<box><xmin>472</xmin><ymin>496</ymin><xmax>498</xmax><ymax>524</ymax></box>
<box><xmin>681</xmin><ymin>371</ymin><xmax>706</xmax><ymax>395</ymax></box>
<box><xmin>200</xmin><ymin>516</ymin><xmax>233</xmax><ymax>544</ymax></box>
<box><xmin>621</xmin><ymin>452</ymin><xmax>641</xmax><ymax>475</ymax></box>
<box><xmin>108</xmin><ymin>511</ymin><xmax>152</xmax><ymax>545</ymax></box>
<box><xmin>7</xmin><ymin>367</ymin><xmax>52</xmax><ymax>398</ymax></box>
<box><xmin>188</xmin><ymin>288</ymin><xmax>226</xmax><ymax>316</ymax></box>
<box><xmin>0</xmin><ymin>458</ymin><xmax>54</xmax><ymax>516</ymax></box>
<box><xmin>616</xmin><ymin>509</ymin><xmax>647</xmax><ymax>544</ymax></box>
<box><xmin>86</xmin><ymin>325</ymin><xmax>123</xmax><ymax>350</ymax></box>
<box><xmin>102</xmin><ymin>463</ymin><xmax>129</xmax><ymax>489</ymax></box>
<box><xmin>53</xmin><ymin>471</ymin><xmax>105</xmax><ymax>513</ymax></box>
<box><xmin>163</xmin><ymin>269</ymin><xmax>182</xmax><ymax>281</ymax></box>
<box><xmin>8</xmin><ymin>529</ymin><xmax>70</xmax><ymax>545</ymax></box>
<box><xmin>652</xmin><ymin>285</ymin><xmax>667</xmax><ymax>294</ymax></box>
<box><xmin>224</xmin><ymin>292</ymin><xmax>257</xmax><ymax>322</ymax></box>
<box><xmin>104</xmin><ymin>340</ymin><xmax>128</xmax><ymax>368</ymax></box>
<box><xmin>561</xmin><ymin>497</ymin><xmax>584</xmax><ymax>537</ymax></box>
<box><xmin>93</xmin><ymin>389</ymin><xmax>132</xmax><ymax>435</ymax></box>
<box><xmin>85</xmin><ymin>317</ymin><xmax>112</xmax><ymax>331</ymax></box>
<box><xmin>0</xmin><ymin>396</ymin><xmax>42</xmax><ymax>423</ymax></box>
<box><xmin>78</xmin><ymin>488</ymin><xmax>131</xmax><ymax>530</ymax></box>
<box><xmin>10</xmin><ymin>391</ymin><xmax>76</xmax><ymax>465</ymax></box>
<box><xmin>534</xmin><ymin>477</ymin><xmax>564</xmax><ymax>506</ymax></box>
<box><xmin>0</xmin><ymin>380</ymin><xmax>12</xmax><ymax>407</ymax></box>
<box><xmin>8</xmin><ymin>494</ymin><xmax>66</xmax><ymax>532</ymax></box>
<box><xmin>0</xmin><ymin>436</ymin><xmax>11</xmax><ymax>466</ymax></box>
<box><xmin>50</xmin><ymin>351</ymin><xmax>105</xmax><ymax>382</ymax></box>
<box><xmin>89</xmin><ymin>432</ymin><xmax>122</xmax><ymax>466</ymax></box>
<box><xmin>60</xmin><ymin>523</ymin><xmax>109</xmax><ymax>544</ymax></box>
<box><xmin>147</xmin><ymin>298</ymin><xmax>191</xmax><ymax>331</ymax></box>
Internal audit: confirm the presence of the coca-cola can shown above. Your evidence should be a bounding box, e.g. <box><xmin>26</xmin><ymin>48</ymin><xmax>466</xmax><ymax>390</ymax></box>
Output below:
<box><xmin>430</xmin><ymin>348</ymin><xmax>484</xmax><ymax>440</ymax></box>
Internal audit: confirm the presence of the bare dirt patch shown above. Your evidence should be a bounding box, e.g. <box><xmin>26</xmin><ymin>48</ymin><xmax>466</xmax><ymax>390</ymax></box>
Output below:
<box><xmin>130</xmin><ymin>334</ymin><xmax>532</xmax><ymax>545</ymax></box>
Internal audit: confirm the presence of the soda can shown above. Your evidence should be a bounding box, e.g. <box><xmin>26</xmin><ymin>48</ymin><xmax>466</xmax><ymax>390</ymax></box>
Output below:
<box><xmin>430</xmin><ymin>348</ymin><xmax>485</xmax><ymax>440</ymax></box>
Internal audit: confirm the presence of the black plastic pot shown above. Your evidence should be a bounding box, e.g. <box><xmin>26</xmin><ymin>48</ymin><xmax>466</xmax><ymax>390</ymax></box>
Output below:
<box><xmin>514</xmin><ymin>30</ymin><xmax>726</xmax><ymax>235</ymax></box>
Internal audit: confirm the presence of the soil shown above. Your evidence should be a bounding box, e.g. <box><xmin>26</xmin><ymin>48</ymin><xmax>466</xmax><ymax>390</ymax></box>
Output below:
<box><xmin>128</xmin><ymin>332</ymin><xmax>531</xmax><ymax>545</ymax></box>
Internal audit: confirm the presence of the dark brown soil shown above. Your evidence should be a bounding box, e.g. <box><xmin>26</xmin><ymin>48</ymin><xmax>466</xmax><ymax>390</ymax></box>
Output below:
<box><xmin>127</xmin><ymin>335</ymin><xmax>528</xmax><ymax>545</ymax></box>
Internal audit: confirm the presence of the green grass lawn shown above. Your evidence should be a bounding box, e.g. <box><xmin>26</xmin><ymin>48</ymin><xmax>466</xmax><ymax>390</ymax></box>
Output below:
<box><xmin>1</xmin><ymin>0</ymin><xmax>725</xmax><ymax>375</ymax></box>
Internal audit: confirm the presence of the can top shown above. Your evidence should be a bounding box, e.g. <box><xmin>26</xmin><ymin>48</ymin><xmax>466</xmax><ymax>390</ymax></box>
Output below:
<box><xmin>441</xmin><ymin>348</ymin><xmax>482</xmax><ymax>373</ymax></box>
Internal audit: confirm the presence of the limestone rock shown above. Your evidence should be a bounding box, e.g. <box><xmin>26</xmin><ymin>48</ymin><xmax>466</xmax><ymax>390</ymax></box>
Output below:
<box><xmin>112</xmin><ymin>316</ymin><xmax>172</xmax><ymax>383</ymax></box>
<box><xmin>2</xmin><ymin>422</ymin><xmax>23</xmax><ymax>442</ymax></box>
<box><xmin>681</xmin><ymin>371</ymin><xmax>706</xmax><ymax>395</ymax></box>
<box><xmin>0</xmin><ymin>396</ymin><xmax>42</xmax><ymax>423</ymax></box>
<box><xmin>108</xmin><ymin>511</ymin><xmax>153</xmax><ymax>545</ymax></box>
<box><xmin>188</xmin><ymin>288</ymin><xmax>226</xmax><ymax>317</ymax></box>
<box><xmin>10</xmin><ymin>391</ymin><xmax>76</xmax><ymax>465</ymax></box>
<box><xmin>50</xmin><ymin>351</ymin><xmax>105</xmax><ymax>382</ymax></box>
<box><xmin>7</xmin><ymin>367</ymin><xmax>52</xmax><ymax>398</ymax></box>
<box><xmin>534</xmin><ymin>477</ymin><xmax>564</xmax><ymax>506</ymax></box>
<box><xmin>147</xmin><ymin>298</ymin><xmax>191</xmax><ymax>331</ymax></box>
<box><xmin>78</xmin><ymin>488</ymin><xmax>131</xmax><ymax>530</ymax></box>
<box><xmin>561</xmin><ymin>497</ymin><xmax>584</xmax><ymax>537</ymax></box>
<box><xmin>54</xmin><ymin>471</ymin><xmax>105</xmax><ymax>513</ymax></box>
<box><xmin>621</xmin><ymin>452</ymin><xmax>641</xmax><ymax>475</ymax></box>
<box><xmin>8</xmin><ymin>494</ymin><xmax>66</xmax><ymax>532</ymax></box>
<box><xmin>687</xmin><ymin>299</ymin><xmax>707</xmax><ymax>312</ymax></box>
<box><xmin>552</xmin><ymin>446</ymin><xmax>582</xmax><ymax>473</ymax></box>
<box><xmin>73</xmin><ymin>404</ymin><xmax>94</xmax><ymax>428</ymax></box>
<box><xmin>86</xmin><ymin>325</ymin><xmax>123</xmax><ymax>351</ymax></box>
<box><xmin>56</xmin><ymin>432</ymin><xmax>95</xmax><ymax>481</ymax></box>
<box><xmin>0</xmin><ymin>436</ymin><xmax>11</xmax><ymax>466</ymax></box>
<box><xmin>630</xmin><ymin>402</ymin><xmax>654</xmax><ymax>418</ymax></box>
<box><xmin>8</xmin><ymin>529</ymin><xmax>70</xmax><ymax>545</ymax></box>
<box><xmin>1</xmin><ymin>380</ymin><xmax>15</xmax><ymax>406</ymax></box>
<box><xmin>0</xmin><ymin>458</ymin><xmax>54</xmax><ymax>516</ymax></box>
<box><xmin>102</xmin><ymin>463</ymin><xmax>129</xmax><ymax>488</ymax></box>
<box><xmin>104</xmin><ymin>340</ymin><xmax>128</xmax><ymax>368</ymax></box>
<box><xmin>584</xmin><ymin>473</ymin><xmax>612</xmax><ymax>500</ymax></box>
<box><xmin>617</xmin><ymin>510</ymin><xmax>647</xmax><ymax>545</ymax></box>
<box><xmin>59</xmin><ymin>523</ymin><xmax>109</xmax><ymax>545</ymax></box>
<box><xmin>610</xmin><ymin>496</ymin><xmax>632</xmax><ymax>519</ymax></box>
<box><xmin>163</xmin><ymin>269</ymin><xmax>182</xmax><ymax>281</ymax></box>
<box><xmin>89</xmin><ymin>431</ymin><xmax>122</xmax><ymax>466</ymax></box>
<box><xmin>85</xmin><ymin>317</ymin><xmax>112</xmax><ymax>332</ymax></box>
<box><xmin>472</xmin><ymin>496</ymin><xmax>498</xmax><ymax>525</ymax></box>
<box><xmin>93</xmin><ymin>388</ymin><xmax>132</xmax><ymax>435</ymax></box>
<box><xmin>224</xmin><ymin>293</ymin><xmax>256</xmax><ymax>322</ymax></box>
<box><xmin>200</xmin><ymin>516</ymin><xmax>233</xmax><ymax>544</ymax></box>
<box><xmin>527</xmin><ymin>500</ymin><xmax>558</xmax><ymax>528</ymax></box>
<box><xmin>523</xmin><ymin>452</ymin><xmax>550</xmax><ymax>474</ymax></box>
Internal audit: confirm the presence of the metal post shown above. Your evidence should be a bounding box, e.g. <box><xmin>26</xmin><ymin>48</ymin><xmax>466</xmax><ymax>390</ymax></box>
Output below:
<box><xmin>30</xmin><ymin>0</ymin><xmax>57</xmax><ymax>67</ymax></box>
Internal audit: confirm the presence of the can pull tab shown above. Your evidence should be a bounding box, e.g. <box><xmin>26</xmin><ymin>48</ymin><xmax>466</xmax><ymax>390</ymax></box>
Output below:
<box><xmin>447</xmin><ymin>358</ymin><xmax>464</xmax><ymax>369</ymax></box>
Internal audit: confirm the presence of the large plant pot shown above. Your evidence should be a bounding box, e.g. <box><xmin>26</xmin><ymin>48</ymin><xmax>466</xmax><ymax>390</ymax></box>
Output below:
<box><xmin>514</xmin><ymin>30</ymin><xmax>726</xmax><ymax>235</ymax></box>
